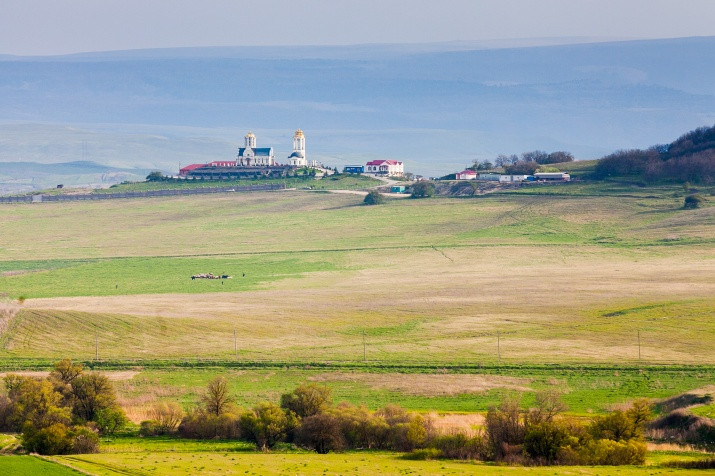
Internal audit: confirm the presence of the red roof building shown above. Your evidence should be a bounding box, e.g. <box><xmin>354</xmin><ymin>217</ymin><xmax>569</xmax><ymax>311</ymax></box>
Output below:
<box><xmin>364</xmin><ymin>159</ymin><xmax>404</xmax><ymax>177</ymax></box>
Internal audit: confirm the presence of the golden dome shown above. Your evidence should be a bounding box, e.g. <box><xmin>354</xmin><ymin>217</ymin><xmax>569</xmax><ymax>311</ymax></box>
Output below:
<box><xmin>294</xmin><ymin>129</ymin><xmax>304</xmax><ymax>138</ymax></box>
<box><xmin>245</xmin><ymin>131</ymin><xmax>255</xmax><ymax>138</ymax></box>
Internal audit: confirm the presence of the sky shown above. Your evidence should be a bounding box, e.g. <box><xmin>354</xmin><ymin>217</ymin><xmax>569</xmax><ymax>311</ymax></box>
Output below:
<box><xmin>2</xmin><ymin>0</ymin><xmax>715</xmax><ymax>56</ymax></box>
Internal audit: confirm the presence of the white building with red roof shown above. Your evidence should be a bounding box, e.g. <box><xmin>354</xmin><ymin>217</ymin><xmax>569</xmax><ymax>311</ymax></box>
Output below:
<box><xmin>365</xmin><ymin>159</ymin><xmax>404</xmax><ymax>177</ymax></box>
<box><xmin>456</xmin><ymin>169</ymin><xmax>477</xmax><ymax>180</ymax></box>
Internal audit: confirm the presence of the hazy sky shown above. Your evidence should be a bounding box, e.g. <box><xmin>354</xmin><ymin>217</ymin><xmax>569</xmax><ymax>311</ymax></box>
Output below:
<box><xmin>2</xmin><ymin>0</ymin><xmax>715</xmax><ymax>56</ymax></box>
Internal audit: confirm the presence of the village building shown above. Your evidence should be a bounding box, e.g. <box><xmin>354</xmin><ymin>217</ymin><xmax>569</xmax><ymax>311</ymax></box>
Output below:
<box><xmin>456</xmin><ymin>170</ymin><xmax>477</xmax><ymax>180</ymax></box>
<box><xmin>364</xmin><ymin>159</ymin><xmax>404</xmax><ymax>177</ymax></box>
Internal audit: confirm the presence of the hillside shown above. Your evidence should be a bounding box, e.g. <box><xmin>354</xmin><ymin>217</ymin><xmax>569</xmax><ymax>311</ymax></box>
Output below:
<box><xmin>595</xmin><ymin>124</ymin><xmax>715</xmax><ymax>183</ymax></box>
<box><xmin>1</xmin><ymin>37</ymin><xmax>715</xmax><ymax>176</ymax></box>
<box><xmin>0</xmin><ymin>160</ymin><xmax>149</xmax><ymax>195</ymax></box>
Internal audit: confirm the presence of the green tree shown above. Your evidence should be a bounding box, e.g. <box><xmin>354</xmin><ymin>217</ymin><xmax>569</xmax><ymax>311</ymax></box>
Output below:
<box><xmin>363</xmin><ymin>190</ymin><xmax>385</xmax><ymax>205</ymax></box>
<box><xmin>240</xmin><ymin>402</ymin><xmax>292</xmax><ymax>450</ymax></box>
<box><xmin>71</xmin><ymin>373</ymin><xmax>119</xmax><ymax>423</ymax></box>
<box><xmin>410</xmin><ymin>181</ymin><xmax>435</xmax><ymax>198</ymax></box>
<box><xmin>280</xmin><ymin>383</ymin><xmax>332</xmax><ymax>418</ymax></box>
<box><xmin>146</xmin><ymin>171</ymin><xmax>165</xmax><ymax>181</ymax></box>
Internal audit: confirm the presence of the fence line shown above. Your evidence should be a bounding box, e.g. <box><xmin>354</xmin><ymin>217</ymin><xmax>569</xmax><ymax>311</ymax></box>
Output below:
<box><xmin>0</xmin><ymin>183</ymin><xmax>285</xmax><ymax>204</ymax></box>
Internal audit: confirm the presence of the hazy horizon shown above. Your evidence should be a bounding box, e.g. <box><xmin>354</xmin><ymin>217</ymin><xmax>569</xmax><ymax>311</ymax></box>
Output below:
<box><xmin>2</xmin><ymin>0</ymin><xmax>715</xmax><ymax>56</ymax></box>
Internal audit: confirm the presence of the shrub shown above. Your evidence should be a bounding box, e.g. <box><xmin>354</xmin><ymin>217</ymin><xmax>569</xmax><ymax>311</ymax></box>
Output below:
<box><xmin>149</xmin><ymin>401</ymin><xmax>184</xmax><ymax>434</ymax></box>
<box><xmin>95</xmin><ymin>406</ymin><xmax>127</xmax><ymax>435</ymax></box>
<box><xmin>139</xmin><ymin>419</ymin><xmax>161</xmax><ymax>437</ymax></box>
<box><xmin>178</xmin><ymin>409</ymin><xmax>241</xmax><ymax>439</ymax></box>
<box><xmin>523</xmin><ymin>422</ymin><xmax>570</xmax><ymax>463</ymax></box>
<box><xmin>410</xmin><ymin>181</ymin><xmax>435</xmax><ymax>198</ymax></box>
<box><xmin>240</xmin><ymin>402</ymin><xmax>291</xmax><ymax>450</ymax></box>
<box><xmin>296</xmin><ymin>412</ymin><xmax>345</xmax><ymax>454</ymax></box>
<box><xmin>429</xmin><ymin>433</ymin><xmax>485</xmax><ymax>460</ymax></box>
<box><xmin>684</xmin><ymin>194</ymin><xmax>705</xmax><ymax>209</ymax></box>
<box><xmin>22</xmin><ymin>422</ymin><xmax>73</xmax><ymax>455</ymax></box>
<box><xmin>280</xmin><ymin>384</ymin><xmax>332</xmax><ymax>418</ymax></box>
<box><xmin>485</xmin><ymin>397</ymin><xmax>525</xmax><ymax>461</ymax></box>
<box><xmin>402</xmin><ymin>448</ymin><xmax>442</xmax><ymax>460</ymax></box>
<box><xmin>579</xmin><ymin>438</ymin><xmax>647</xmax><ymax>465</ymax></box>
<box><xmin>363</xmin><ymin>190</ymin><xmax>384</xmax><ymax>205</ymax></box>
<box><xmin>69</xmin><ymin>425</ymin><xmax>100</xmax><ymax>454</ymax></box>
<box><xmin>332</xmin><ymin>403</ymin><xmax>388</xmax><ymax>449</ymax></box>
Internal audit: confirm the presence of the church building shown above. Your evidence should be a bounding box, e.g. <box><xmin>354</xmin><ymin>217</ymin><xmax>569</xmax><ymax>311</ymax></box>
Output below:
<box><xmin>287</xmin><ymin>129</ymin><xmax>307</xmax><ymax>167</ymax></box>
<box><xmin>237</xmin><ymin>132</ymin><xmax>275</xmax><ymax>166</ymax></box>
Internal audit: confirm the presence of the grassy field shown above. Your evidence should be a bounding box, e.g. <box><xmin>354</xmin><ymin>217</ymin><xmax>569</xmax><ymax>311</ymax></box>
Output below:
<box><xmin>46</xmin><ymin>439</ymin><xmax>715</xmax><ymax>476</ymax></box>
<box><xmin>0</xmin><ymin>188</ymin><xmax>712</xmax><ymax>366</ymax></box>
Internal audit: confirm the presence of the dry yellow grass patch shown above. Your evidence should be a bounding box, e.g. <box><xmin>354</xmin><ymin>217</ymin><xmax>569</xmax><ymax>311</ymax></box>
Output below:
<box><xmin>428</xmin><ymin>412</ymin><xmax>485</xmax><ymax>435</ymax></box>
<box><xmin>308</xmin><ymin>372</ymin><xmax>532</xmax><ymax>396</ymax></box>
<box><xmin>0</xmin><ymin>370</ymin><xmax>138</xmax><ymax>381</ymax></box>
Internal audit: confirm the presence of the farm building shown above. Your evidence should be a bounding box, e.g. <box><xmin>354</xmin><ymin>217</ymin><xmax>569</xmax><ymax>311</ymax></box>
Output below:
<box><xmin>456</xmin><ymin>170</ymin><xmax>477</xmax><ymax>180</ymax></box>
<box><xmin>499</xmin><ymin>175</ymin><xmax>531</xmax><ymax>182</ymax></box>
<box><xmin>534</xmin><ymin>172</ymin><xmax>571</xmax><ymax>181</ymax></box>
<box><xmin>365</xmin><ymin>159</ymin><xmax>404</xmax><ymax>177</ymax></box>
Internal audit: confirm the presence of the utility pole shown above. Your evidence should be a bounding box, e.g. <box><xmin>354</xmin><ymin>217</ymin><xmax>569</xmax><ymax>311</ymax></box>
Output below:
<box><xmin>637</xmin><ymin>330</ymin><xmax>641</xmax><ymax>361</ymax></box>
<box><xmin>233</xmin><ymin>329</ymin><xmax>237</xmax><ymax>359</ymax></box>
<box><xmin>362</xmin><ymin>330</ymin><xmax>367</xmax><ymax>362</ymax></box>
<box><xmin>497</xmin><ymin>331</ymin><xmax>501</xmax><ymax>363</ymax></box>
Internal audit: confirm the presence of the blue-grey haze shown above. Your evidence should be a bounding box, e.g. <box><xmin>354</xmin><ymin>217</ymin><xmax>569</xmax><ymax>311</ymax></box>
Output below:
<box><xmin>0</xmin><ymin>38</ymin><xmax>714</xmax><ymax>177</ymax></box>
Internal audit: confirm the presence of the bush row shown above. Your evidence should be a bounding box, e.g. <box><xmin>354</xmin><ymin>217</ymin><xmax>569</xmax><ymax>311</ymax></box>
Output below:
<box><xmin>141</xmin><ymin>377</ymin><xmax>651</xmax><ymax>465</ymax></box>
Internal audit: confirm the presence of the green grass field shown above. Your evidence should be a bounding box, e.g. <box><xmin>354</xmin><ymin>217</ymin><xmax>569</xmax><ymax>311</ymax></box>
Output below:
<box><xmin>46</xmin><ymin>438</ymin><xmax>715</xmax><ymax>476</ymax></box>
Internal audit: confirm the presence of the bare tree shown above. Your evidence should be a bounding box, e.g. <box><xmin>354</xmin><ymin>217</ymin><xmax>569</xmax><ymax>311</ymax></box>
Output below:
<box><xmin>202</xmin><ymin>376</ymin><xmax>234</xmax><ymax>416</ymax></box>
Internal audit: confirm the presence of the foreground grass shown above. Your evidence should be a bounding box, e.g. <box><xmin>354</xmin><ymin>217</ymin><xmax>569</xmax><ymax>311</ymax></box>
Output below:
<box><xmin>0</xmin><ymin>455</ymin><xmax>84</xmax><ymax>475</ymax></box>
<box><xmin>51</xmin><ymin>450</ymin><xmax>715</xmax><ymax>476</ymax></box>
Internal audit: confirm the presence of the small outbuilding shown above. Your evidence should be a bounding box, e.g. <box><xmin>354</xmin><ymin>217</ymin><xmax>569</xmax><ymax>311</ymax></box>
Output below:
<box><xmin>456</xmin><ymin>170</ymin><xmax>477</xmax><ymax>180</ymax></box>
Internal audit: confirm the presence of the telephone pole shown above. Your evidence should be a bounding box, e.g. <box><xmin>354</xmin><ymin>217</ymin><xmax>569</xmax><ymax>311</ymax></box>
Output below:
<box><xmin>497</xmin><ymin>331</ymin><xmax>501</xmax><ymax>363</ymax></box>
<box><xmin>637</xmin><ymin>330</ymin><xmax>641</xmax><ymax>361</ymax></box>
<box><xmin>362</xmin><ymin>330</ymin><xmax>367</xmax><ymax>362</ymax></box>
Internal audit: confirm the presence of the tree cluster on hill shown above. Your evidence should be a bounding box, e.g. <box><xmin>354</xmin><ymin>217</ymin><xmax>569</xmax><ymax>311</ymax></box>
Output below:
<box><xmin>0</xmin><ymin>359</ymin><xmax>126</xmax><ymax>455</ymax></box>
<box><xmin>595</xmin><ymin>124</ymin><xmax>715</xmax><ymax>184</ymax></box>
<box><xmin>143</xmin><ymin>377</ymin><xmax>651</xmax><ymax>465</ymax></box>
<box><xmin>467</xmin><ymin>150</ymin><xmax>573</xmax><ymax>175</ymax></box>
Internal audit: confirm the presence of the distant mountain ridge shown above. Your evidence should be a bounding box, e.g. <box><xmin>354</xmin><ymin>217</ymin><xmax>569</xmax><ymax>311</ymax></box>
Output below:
<box><xmin>1</xmin><ymin>37</ymin><xmax>714</xmax><ymax>176</ymax></box>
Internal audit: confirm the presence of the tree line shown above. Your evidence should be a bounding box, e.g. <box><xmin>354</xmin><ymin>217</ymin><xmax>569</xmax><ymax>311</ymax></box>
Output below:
<box><xmin>141</xmin><ymin>376</ymin><xmax>650</xmax><ymax>465</ymax></box>
<box><xmin>0</xmin><ymin>362</ymin><xmax>655</xmax><ymax>465</ymax></box>
<box><xmin>469</xmin><ymin>150</ymin><xmax>574</xmax><ymax>173</ymax></box>
<box><xmin>595</xmin><ymin>124</ymin><xmax>715</xmax><ymax>184</ymax></box>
